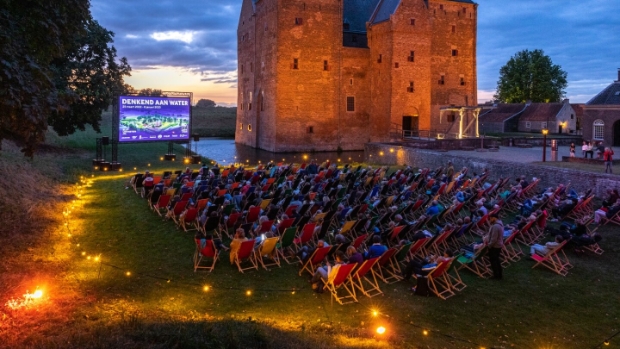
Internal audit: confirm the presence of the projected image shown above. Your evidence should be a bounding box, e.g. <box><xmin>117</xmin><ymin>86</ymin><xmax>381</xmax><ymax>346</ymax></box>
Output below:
<box><xmin>118</xmin><ymin>96</ymin><xmax>191</xmax><ymax>142</ymax></box>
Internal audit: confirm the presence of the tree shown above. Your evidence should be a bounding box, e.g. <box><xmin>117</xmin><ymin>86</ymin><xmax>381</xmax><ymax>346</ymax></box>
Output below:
<box><xmin>0</xmin><ymin>0</ymin><xmax>131</xmax><ymax>156</ymax></box>
<box><xmin>495</xmin><ymin>49</ymin><xmax>567</xmax><ymax>103</ymax></box>
<box><xmin>195</xmin><ymin>99</ymin><xmax>216</xmax><ymax>108</ymax></box>
<box><xmin>137</xmin><ymin>88</ymin><xmax>163</xmax><ymax>97</ymax></box>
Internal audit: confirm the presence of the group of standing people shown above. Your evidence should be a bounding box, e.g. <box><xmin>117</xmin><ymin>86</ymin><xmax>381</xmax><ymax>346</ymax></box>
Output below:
<box><xmin>574</xmin><ymin>141</ymin><xmax>614</xmax><ymax>174</ymax></box>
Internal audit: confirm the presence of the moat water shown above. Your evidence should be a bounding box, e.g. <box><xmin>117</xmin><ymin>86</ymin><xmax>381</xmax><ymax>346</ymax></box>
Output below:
<box><xmin>192</xmin><ymin>138</ymin><xmax>364</xmax><ymax>165</ymax></box>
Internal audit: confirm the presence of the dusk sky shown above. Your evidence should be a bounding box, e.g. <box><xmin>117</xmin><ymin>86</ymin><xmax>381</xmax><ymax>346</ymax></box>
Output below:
<box><xmin>91</xmin><ymin>0</ymin><xmax>620</xmax><ymax>106</ymax></box>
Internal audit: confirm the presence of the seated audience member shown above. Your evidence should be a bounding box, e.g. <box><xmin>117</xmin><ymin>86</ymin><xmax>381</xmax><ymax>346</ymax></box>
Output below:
<box><xmin>425</xmin><ymin>201</ymin><xmax>441</xmax><ymax>217</ymax></box>
<box><xmin>195</xmin><ymin>231</ymin><xmax>228</xmax><ymax>252</ymax></box>
<box><xmin>229</xmin><ymin>228</ymin><xmax>249</xmax><ymax>264</ymax></box>
<box><xmin>402</xmin><ymin>250</ymin><xmax>453</xmax><ymax>282</ymax></box>
<box><xmin>594</xmin><ymin>199</ymin><xmax>620</xmax><ymax>224</ymax></box>
<box><xmin>346</xmin><ymin>245</ymin><xmax>364</xmax><ymax>265</ymax></box>
<box><xmin>298</xmin><ymin>239</ymin><xmax>329</xmax><ymax>262</ymax></box>
<box><xmin>530</xmin><ymin>235</ymin><xmax>563</xmax><ymax>256</ymax></box>
<box><xmin>603</xmin><ymin>189</ymin><xmax>620</xmax><ymax>207</ymax></box>
<box><xmin>365</xmin><ymin>235</ymin><xmax>388</xmax><ymax>259</ymax></box>
<box><xmin>310</xmin><ymin>251</ymin><xmax>347</xmax><ymax>293</ymax></box>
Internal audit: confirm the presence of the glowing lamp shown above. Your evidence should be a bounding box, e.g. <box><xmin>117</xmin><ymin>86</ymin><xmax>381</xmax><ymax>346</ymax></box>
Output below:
<box><xmin>203</xmin><ymin>286</ymin><xmax>210</xmax><ymax>292</ymax></box>
<box><xmin>125</xmin><ymin>271</ymin><xmax>131</xmax><ymax>276</ymax></box>
<box><xmin>87</xmin><ymin>256</ymin><xmax>91</xmax><ymax>260</ymax></box>
<box><xmin>160</xmin><ymin>157</ymin><xmax>164</xmax><ymax>161</ymax></box>
<box><xmin>423</xmin><ymin>330</ymin><xmax>428</xmax><ymax>336</ymax></box>
<box><xmin>379</xmin><ymin>152</ymin><xmax>384</xmax><ymax>156</ymax></box>
<box><xmin>372</xmin><ymin>310</ymin><xmax>379</xmax><ymax>317</ymax></box>
<box><xmin>81</xmin><ymin>252</ymin><xmax>86</xmax><ymax>256</ymax></box>
<box><xmin>390</xmin><ymin>148</ymin><xmax>394</xmax><ymax>153</ymax></box>
<box><xmin>31</xmin><ymin>290</ymin><xmax>43</xmax><ymax>299</ymax></box>
<box><xmin>94</xmin><ymin>256</ymin><xmax>100</xmax><ymax>262</ymax></box>
<box><xmin>134</xmin><ymin>167</ymin><xmax>137</xmax><ymax>170</ymax></box>
<box><xmin>604</xmin><ymin>341</ymin><xmax>610</xmax><ymax>346</ymax></box>
<box><xmin>376</xmin><ymin>326</ymin><xmax>386</xmax><ymax>335</ymax></box>
<box><xmin>542</xmin><ymin>129</ymin><xmax>549</xmax><ymax>136</ymax></box>
<box><xmin>246</xmin><ymin>290</ymin><xmax>252</xmax><ymax>296</ymax></box>
<box><xmin>147</xmin><ymin>163</ymin><xmax>151</xmax><ymax>167</ymax></box>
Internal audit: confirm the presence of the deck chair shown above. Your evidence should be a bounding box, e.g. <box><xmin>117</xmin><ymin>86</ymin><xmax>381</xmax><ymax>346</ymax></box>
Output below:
<box><xmin>277</xmin><ymin>227</ymin><xmax>298</xmax><ymax>264</ymax></box>
<box><xmin>258</xmin><ymin>220</ymin><xmax>275</xmax><ymax>234</ymax></box>
<box><xmin>501</xmin><ymin>229</ymin><xmax>523</xmax><ymax>266</ymax></box>
<box><xmin>196</xmin><ymin>198</ymin><xmax>209</xmax><ymax>211</ymax></box>
<box><xmin>222</xmin><ymin>212</ymin><xmax>242</xmax><ymax>238</ymax></box>
<box><xmin>339</xmin><ymin>220</ymin><xmax>357</xmax><ymax>237</ymax></box>
<box><xmin>168</xmin><ymin>200</ymin><xmax>188</xmax><ymax>224</ymax></box>
<box><xmin>299</xmin><ymin>246</ymin><xmax>331</xmax><ymax>276</ymax></box>
<box><xmin>429</xmin><ymin>228</ymin><xmax>453</xmax><ymax>255</ymax></box>
<box><xmin>427</xmin><ymin>260</ymin><xmax>456</xmax><ymax>300</ymax></box>
<box><xmin>293</xmin><ymin>223</ymin><xmax>316</xmax><ymax>251</ymax></box>
<box><xmin>234</xmin><ymin>239</ymin><xmax>259</xmax><ymax>273</ymax></box>
<box><xmin>456</xmin><ymin>246</ymin><xmax>492</xmax><ymax>279</ymax></box>
<box><xmin>193</xmin><ymin>238</ymin><xmax>218</xmax><ymax>272</ymax></box>
<box><xmin>531</xmin><ymin>240</ymin><xmax>573</xmax><ymax>276</ymax></box>
<box><xmin>132</xmin><ymin>173</ymin><xmax>144</xmax><ymax>194</ymax></box>
<box><xmin>253</xmin><ymin>237</ymin><xmax>280</xmax><ymax>270</ymax></box>
<box><xmin>246</xmin><ymin>206</ymin><xmax>261</xmax><ymax>223</ymax></box>
<box><xmin>351</xmin><ymin>233</ymin><xmax>369</xmax><ymax>252</ymax></box>
<box><xmin>276</xmin><ymin>218</ymin><xmax>295</xmax><ymax>235</ymax></box>
<box><xmin>445</xmin><ymin>257</ymin><xmax>467</xmax><ymax>292</ymax></box>
<box><xmin>260</xmin><ymin>198</ymin><xmax>272</xmax><ymax>210</ymax></box>
<box><xmin>179</xmin><ymin>208</ymin><xmax>199</xmax><ymax>232</ymax></box>
<box><xmin>322</xmin><ymin>263</ymin><xmax>358</xmax><ymax>305</ymax></box>
<box><xmin>407</xmin><ymin>237</ymin><xmax>431</xmax><ymax>262</ymax></box>
<box><xmin>386</xmin><ymin>225</ymin><xmax>406</xmax><ymax>246</ymax></box>
<box><xmin>374</xmin><ymin>248</ymin><xmax>402</xmax><ymax>284</ymax></box>
<box><xmin>202</xmin><ymin>216</ymin><xmax>221</xmax><ymax>237</ymax></box>
<box><xmin>350</xmin><ymin>257</ymin><xmax>383</xmax><ymax>298</ymax></box>
<box><xmin>152</xmin><ymin>194</ymin><xmax>171</xmax><ymax>216</ymax></box>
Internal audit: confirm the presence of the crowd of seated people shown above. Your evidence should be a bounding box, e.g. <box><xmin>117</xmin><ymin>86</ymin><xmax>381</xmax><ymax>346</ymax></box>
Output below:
<box><xmin>127</xmin><ymin>158</ymin><xmax>614</xmax><ymax>294</ymax></box>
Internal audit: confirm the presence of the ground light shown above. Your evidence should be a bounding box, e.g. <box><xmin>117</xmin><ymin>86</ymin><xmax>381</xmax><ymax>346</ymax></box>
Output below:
<box><xmin>203</xmin><ymin>286</ymin><xmax>210</xmax><ymax>292</ymax></box>
<box><xmin>246</xmin><ymin>290</ymin><xmax>252</xmax><ymax>296</ymax></box>
<box><xmin>376</xmin><ymin>326</ymin><xmax>386</xmax><ymax>335</ymax></box>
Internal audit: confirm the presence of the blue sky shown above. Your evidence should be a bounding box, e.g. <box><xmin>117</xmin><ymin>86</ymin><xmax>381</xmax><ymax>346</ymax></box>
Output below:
<box><xmin>91</xmin><ymin>0</ymin><xmax>620</xmax><ymax>106</ymax></box>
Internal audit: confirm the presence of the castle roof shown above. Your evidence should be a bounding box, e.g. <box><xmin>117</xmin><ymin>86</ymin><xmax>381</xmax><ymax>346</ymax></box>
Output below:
<box><xmin>479</xmin><ymin>104</ymin><xmax>526</xmax><ymax>123</ymax></box>
<box><xmin>519</xmin><ymin>103</ymin><xmax>565</xmax><ymax>122</ymax></box>
<box><xmin>586</xmin><ymin>81</ymin><xmax>620</xmax><ymax>105</ymax></box>
<box><xmin>344</xmin><ymin>0</ymin><xmax>381</xmax><ymax>32</ymax></box>
<box><xmin>370</xmin><ymin>0</ymin><xmax>401</xmax><ymax>24</ymax></box>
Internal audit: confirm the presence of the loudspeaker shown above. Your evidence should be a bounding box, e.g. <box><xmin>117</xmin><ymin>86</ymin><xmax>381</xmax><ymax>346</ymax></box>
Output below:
<box><xmin>101</xmin><ymin>136</ymin><xmax>110</xmax><ymax>146</ymax></box>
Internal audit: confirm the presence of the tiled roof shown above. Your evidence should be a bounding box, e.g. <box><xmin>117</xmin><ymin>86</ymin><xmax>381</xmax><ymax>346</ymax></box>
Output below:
<box><xmin>479</xmin><ymin>104</ymin><xmax>526</xmax><ymax>123</ymax></box>
<box><xmin>571</xmin><ymin>104</ymin><xmax>585</xmax><ymax>117</ymax></box>
<box><xmin>370</xmin><ymin>0</ymin><xmax>401</xmax><ymax>24</ymax></box>
<box><xmin>583</xmin><ymin>108</ymin><xmax>620</xmax><ymax>121</ymax></box>
<box><xmin>344</xmin><ymin>0</ymin><xmax>381</xmax><ymax>32</ymax></box>
<box><xmin>519</xmin><ymin>103</ymin><xmax>565</xmax><ymax>122</ymax></box>
<box><xmin>586</xmin><ymin>81</ymin><xmax>620</xmax><ymax>105</ymax></box>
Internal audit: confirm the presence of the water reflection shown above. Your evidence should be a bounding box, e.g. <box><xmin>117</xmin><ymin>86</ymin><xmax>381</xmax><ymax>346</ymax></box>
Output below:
<box><xmin>192</xmin><ymin>138</ymin><xmax>364</xmax><ymax>165</ymax></box>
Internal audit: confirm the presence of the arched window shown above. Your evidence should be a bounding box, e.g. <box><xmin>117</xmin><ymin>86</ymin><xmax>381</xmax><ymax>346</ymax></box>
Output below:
<box><xmin>593</xmin><ymin>120</ymin><xmax>604</xmax><ymax>140</ymax></box>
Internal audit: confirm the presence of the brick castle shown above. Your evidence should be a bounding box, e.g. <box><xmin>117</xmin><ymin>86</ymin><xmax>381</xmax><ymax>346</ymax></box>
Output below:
<box><xmin>236</xmin><ymin>0</ymin><xmax>478</xmax><ymax>152</ymax></box>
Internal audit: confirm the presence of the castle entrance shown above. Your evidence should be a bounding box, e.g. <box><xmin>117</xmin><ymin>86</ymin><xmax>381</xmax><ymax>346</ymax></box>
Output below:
<box><xmin>402</xmin><ymin>115</ymin><xmax>418</xmax><ymax>137</ymax></box>
<box><xmin>614</xmin><ymin>120</ymin><xmax>620</xmax><ymax>146</ymax></box>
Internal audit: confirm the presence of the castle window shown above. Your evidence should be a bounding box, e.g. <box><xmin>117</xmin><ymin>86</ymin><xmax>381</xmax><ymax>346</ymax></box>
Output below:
<box><xmin>346</xmin><ymin>96</ymin><xmax>355</xmax><ymax>112</ymax></box>
<box><xmin>460</xmin><ymin>76</ymin><xmax>465</xmax><ymax>86</ymax></box>
<box><xmin>410</xmin><ymin>18</ymin><xmax>415</xmax><ymax>26</ymax></box>
<box><xmin>350</xmin><ymin>78</ymin><xmax>353</xmax><ymax>85</ymax></box>
<box><xmin>394</xmin><ymin>62</ymin><xmax>399</xmax><ymax>68</ymax></box>
<box><xmin>438</xmin><ymin>75</ymin><xmax>445</xmax><ymax>85</ymax></box>
<box><xmin>306</xmin><ymin>126</ymin><xmax>314</xmax><ymax>134</ymax></box>
<box><xmin>407</xmin><ymin>82</ymin><xmax>414</xmax><ymax>93</ymax></box>
<box><xmin>295</xmin><ymin>17</ymin><xmax>303</xmax><ymax>25</ymax></box>
<box><xmin>240</xmin><ymin>123</ymin><xmax>243</xmax><ymax>130</ymax></box>
<box><xmin>323</xmin><ymin>60</ymin><xmax>329</xmax><ymax>71</ymax></box>
<box><xmin>408</xmin><ymin>51</ymin><xmax>415</xmax><ymax>62</ymax></box>
<box><xmin>248</xmin><ymin>124</ymin><xmax>252</xmax><ymax>132</ymax></box>
<box><xmin>250</xmin><ymin>63</ymin><xmax>253</xmax><ymax>72</ymax></box>
<box><xmin>593</xmin><ymin>120</ymin><xmax>604</xmax><ymax>140</ymax></box>
<box><xmin>248</xmin><ymin>92</ymin><xmax>252</xmax><ymax>110</ymax></box>
<box><xmin>439</xmin><ymin>4</ymin><xmax>443</xmax><ymax>10</ymax></box>
<box><xmin>241</xmin><ymin>64</ymin><xmax>244</xmax><ymax>74</ymax></box>
<box><xmin>452</xmin><ymin>25</ymin><xmax>456</xmax><ymax>33</ymax></box>
<box><xmin>293</xmin><ymin>58</ymin><xmax>299</xmax><ymax>70</ymax></box>
<box><xmin>343</xmin><ymin>23</ymin><xmax>350</xmax><ymax>30</ymax></box>
<box><xmin>571</xmin><ymin>114</ymin><xmax>574</xmax><ymax>120</ymax></box>
<box><xmin>463</xmin><ymin>7</ymin><xmax>467</xmax><ymax>14</ymax></box>
<box><xmin>525</xmin><ymin>122</ymin><xmax>531</xmax><ymax>129</ymax></box>
<box><xmin>352</xmin><ymin>35</ymin><xmax>357</xmax><ymax>42</ymax></box>
<box><xmin>452</xmin><ymin>49</ymin><xmax>459</xmax><ymax>57</ymax></box>
<box><xmin>541</xmin><ymin>122</ymin><xmax>548</xmax><ymax>129</ymax></box>
<box><xmin>447</xmin><ymin>113</ymin><xmax>456</xmax><ymax>123</ymax></box>
<box><xmin>378</xmin><ymin>54</ymin><xmax>382</xmax><ymax>63</ymax></box>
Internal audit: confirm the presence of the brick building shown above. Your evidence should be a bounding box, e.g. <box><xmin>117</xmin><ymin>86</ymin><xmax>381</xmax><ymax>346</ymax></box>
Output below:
<box><xmin>235</xmin><ymin>0</ymin><xmax>478</xmax><ymax>152</ymax></box>
<box><xmin>479</xmin><ymin>99</ymin><xmax>577</xmax><ymax>135</ymax></box>
<box><xmin>582</xmin><ymin>69</ymin><xmax>620</xmax><ymax>146</ymax></box>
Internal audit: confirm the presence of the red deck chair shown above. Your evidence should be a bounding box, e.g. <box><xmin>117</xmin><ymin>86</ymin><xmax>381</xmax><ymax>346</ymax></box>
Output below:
<box><xmin>407</xmin><ymin>237</ymin><xmax>430</xmax><ymax>263</ymax></box>
<box><xmin>299</xmin><ymin>246</ymin><xmax>331</xmax><ymax>276</ymax></box>
<box><xmin>387</xmin><ymin>225</ymin><xmax>406</xmax><ymax>246</ymax></box>
<box><xmin>246</xmin><ymin>206</ymin><xmax>261</xmax><ymax>223</ymax></box>
<box><xmin>276</xmin><ymin>218</ymin><xmax>295</xmax><ymax>235</ymax></box>
<box><xmin>293</xmin><ymin>223</ymin><xmax>316</xmax><ymax>250</ymax></box>
<box><xmin>178</xmin><ymin>192</ymin><xmax>191</xmax><ymax>202</ymax></box>
<box><xmin>352</xmin><ymin>233</ymin><xmax>369</xmax><ymax>252</ymax></box>
<box><xmin>169</xmin><ymin>200</ymin><xmax>188</xmax><ymax>223</ymax></box>
<box><xmin>234</xmin><ymin>239</ymin><xmax>258</xmax><ymax>273</ymax></box>
<box><xmin>193</xmin><ymin>238</ymin><xmax>219</xmax><ymax>272</ymax></box>
<box><xmin>217</xmin><ymin>189</ymin><xmax>228</xmax><ymax>197</ymax></box>
<box><xmin>531</xmin><ymin>240</ymin><xmax>573</xmax><ymax>276</ymax></box>
<box><xmin>427</xmin><ymin>259</ymin><xmax>456</xmax><ymax>300</ymax></box>
<box><xmin>322</xmin><ymin>263</ymin><xmax>358</xmax><ymax>305</ymax></box>
<box><xmin>221</xmin><ymin>169</ymin><xmax>230</xmax><ymax>178</ymax></box>
<box><xmin>228</xmin><ymin>182</ymin><xmax>240</xmax><ymax>193</ymax></box>
<box><xmin>153</xmin><ymin>194</ymin><xmax>171</xmax><ymax>216</ymax></box>
<box><xmin>429</xmin><ymin>228</ymin><xmax>454</xmax><ymax>255</ymax></box>
<box><xmin>179</xmin><ymin>208</ymin><xmax>199</xmax><ymax>232</ymax></box>
<box><xmin>222</xmin><ymin>212</ymin><xmax>242</xmax><ymax>238</ymax></box>
<box><xmin>501</xmin><ymin>229</ymin><xmax>523</xmax><ymax>266</ymax></box>
<box><xmin>196</xmin><ymin>198</ymin><xmax>209</xmax><ymax>211</ymax></box>
<box><xmin>258</xmin><ymin>220</ymin><xmax>275</xmax><ymax>234</ymax></box>
<box><xmin>284</xmin><ymin>205</ymin><xmax>299</xmax><ymax>218</ymax></box>
<box><xmin>350</xmin><ymin>257</ymin><xmax>383</xmax><ymax>298</ymax></box>
<box><xmin>373</xmin><ymin>248</ymin><xmax>402</xmax><ymax>284</ymax></box>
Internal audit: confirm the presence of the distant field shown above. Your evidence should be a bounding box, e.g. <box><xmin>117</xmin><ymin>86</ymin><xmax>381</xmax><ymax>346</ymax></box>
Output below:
<box><xmin>191</xmin><ymin>106</ymin><xmax>237</xmax><ymax>137</ymax></box>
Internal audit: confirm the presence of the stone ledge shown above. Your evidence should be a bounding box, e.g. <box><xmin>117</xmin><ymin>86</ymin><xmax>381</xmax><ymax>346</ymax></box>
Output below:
<box><xmin>562</xmin><ymin>156</ymin><xmax>620</xmax><ymax>165</ymax></box>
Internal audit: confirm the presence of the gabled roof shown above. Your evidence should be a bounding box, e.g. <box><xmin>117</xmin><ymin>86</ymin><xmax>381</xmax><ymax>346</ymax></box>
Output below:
<box><xmin>519</xmin><ymin>103</ymin><xmax>565</xmax><ymax>122</ymax></box>
<box><xmin>587</xmin><ymin>81</ymin><xmax>620</xmax><ymax>105</ymax></box>
<box><xmin>479</xmin><ymin>104</ymin><xmax>526</xmax><ymax>123</ymax></box>
<box><xmin>570</xmin><ymin>103</ymin><xmax>585</xmax><ymax>117</ymax></box>
<box><xmin>344</xmin><ymin>0</ymin><xmax>381</xmax><ymax>32</ymax></box>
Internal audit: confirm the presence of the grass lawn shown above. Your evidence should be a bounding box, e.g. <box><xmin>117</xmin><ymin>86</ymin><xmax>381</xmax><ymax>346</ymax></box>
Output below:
<box><xmin>1</xmin><ymin>120</ymin><xmax>619</xmax><ymax>348</ymax></box>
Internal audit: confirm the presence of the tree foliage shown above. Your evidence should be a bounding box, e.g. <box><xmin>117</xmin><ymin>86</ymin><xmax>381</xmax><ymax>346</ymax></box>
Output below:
<box><xmin>195</xmin><ymin>99</ymin><xmax>216</xmax><ymax>108</ymax></box>
<box><xmin>0</xmin><ymin>0</ymin><xmax>131</xmax><ymax>156</ymax></box>
<box><xmin>495</xmin><ymin>49</ymin><xmax>567</xmax><ymax>104</ymax></box>
<box><xmin>137</xmin><ymin>88</ymin><xmax>163</xmax><ymax>97</ymax></box>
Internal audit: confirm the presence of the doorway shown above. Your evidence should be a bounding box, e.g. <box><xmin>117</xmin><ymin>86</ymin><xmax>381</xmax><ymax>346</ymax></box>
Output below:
<box><xmin>402</xmin><ymin>115</ymin><xmax>418</xmax><ymax>136</ymax></box>
<box><xmin>614</xmin><ymin>120</ymin><xmax>620</xmax><ymax>147</ymax></box>
<box><xmin>558</xmin><ymin>125</ymin><xmax>563</xmax><ymax>134</ymax></box>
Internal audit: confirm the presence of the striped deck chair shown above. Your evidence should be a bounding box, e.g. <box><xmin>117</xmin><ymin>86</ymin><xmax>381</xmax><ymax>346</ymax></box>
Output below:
<box><xmin>322</xmin><ymin>263</ymin><xmax>358</xmax><ymax>305</ymax></box>
<box><xmin>531</xmin><ymin>240</ymin><xmax>573</xmax><ymax>276</ymax></box>
<box><xmin>427</xmin><ymin>260</ymin><xmax>456</xmax><ymax>300</ymax></box>
<box><xmin>152</xmin><ymin>194</ymin><xmax>171</xmax><ymax>216</ymax></box>
<box><xmin>193</xmin><ymin>238</ymin><xmax>219</xmax><ymax>272</ymax></box>
<box><xmin>234</xmin><ymin>239</ymin><xmax>258</xmax><ymax>273</ymax></box>
<box><xmin>277</xmin><ymin>227</ymin><xmax>298</xmax><ymax>264</ymax></box>
<box><xmin>373</xmin><ymin>248</ymin><xmax>402</xmax><ymax>284</ymax></box>
<box><xmin>350</xmin><ymin>257</ymin><xmax>382</xmax><ymax>298</ymax></box>
<box><xmin>456</xmin><ymin>245</ymin><xmax>492</xmax><ymax>279</ymax></box>
<box><xmin>299</xmin><ymin>246</ymin><xmax>331</xmax><ymax>276</ymax></box>
<box><xmin>253</xmin><ymin>237</ymin><xmax>280</xmax><ymax>270</ymax></box>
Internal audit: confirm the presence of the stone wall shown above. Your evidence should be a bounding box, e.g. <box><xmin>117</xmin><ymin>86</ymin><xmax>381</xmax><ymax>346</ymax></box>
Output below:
<box><xmin>365</xmin><ymin>143</ymin><xmax>620</xmax><ymax>198</ymax></box>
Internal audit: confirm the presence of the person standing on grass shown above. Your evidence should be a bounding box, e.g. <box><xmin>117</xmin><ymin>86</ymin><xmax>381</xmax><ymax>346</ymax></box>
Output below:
<box><xmin>569</xmin><ymin>143</ymin><xmax>576</xmax><ymax>158</ymax></box>
<box><xmin>484</xmin><ymin>214</ymin><xmax>504</xmax><ymax>280</ymax></box>
<box><xmin>603</xmin><ymin>147</ymin><xmax>614</xmax><ymax>174</ymax></box>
